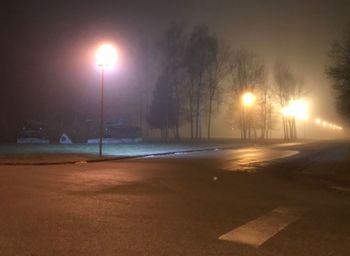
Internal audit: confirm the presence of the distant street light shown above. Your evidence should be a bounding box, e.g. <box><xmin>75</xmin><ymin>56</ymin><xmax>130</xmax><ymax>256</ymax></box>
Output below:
<box><xmin>241</xmin><ymin>92</ymin><xmax>255</xmax><ymax>140</ymax></box>
<box><xmin>96</xmin><ymin>43</ymin><xmax>117</xmax><ymax>157</ymax></box>
<box><xmin>314</xmin><ymin>117</ymin><xmax>343</xmax><ymax>132</ymax></box>
<box><xmin>281</xmin><ymin>99</ymin><xmax>309</xmax><ymax>139</ymax></box>
<box><xmin>241</xmin><ymin>92</ymin><xmax>256</xmax><ymax>108</ymax></box>
<box><xmin>282</xmin><ymin>99</ymin><xmax>309</xmax><ymax>121</ymax></box>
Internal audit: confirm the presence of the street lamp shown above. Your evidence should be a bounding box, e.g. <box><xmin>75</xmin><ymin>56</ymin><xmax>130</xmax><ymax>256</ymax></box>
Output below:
<box><xmin>292</xmin><ymin>99</ymin><xmax>309</xmax><ymax>139</ymax></box>
<box><xmin>241</xmin><ymin>92</ymin><xmax>255</xmax><ymax>140</ymax></box>
<box><xmin>96</xmin><ymin>43</ymin><xmax>117</xmax><ymax>157</ymax></box>
<box><xmin>281</xmin><ymin>99</ymin><xmax>309</xmax><ymax>139</ymax></box>
<box><xmin>281</xmin><ymin>99</ymin><xmax>309</xmax><ymax>120</ymax></box>
<box><xmin>241</xmin><ymin>92</ymin><xmax>256</xmax><ymax>108</ymax></box>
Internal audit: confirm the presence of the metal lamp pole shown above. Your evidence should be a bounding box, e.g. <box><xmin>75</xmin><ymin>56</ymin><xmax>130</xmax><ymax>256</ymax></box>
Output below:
<box><xmin>99</xmin><ymin>66</ymin><xmax>105</xmax><ymax>157</ymax></box>
<box><xmin>96</xmin><ymin>43</ymin><xmax>117</xmax><ymax>157</ymax></box>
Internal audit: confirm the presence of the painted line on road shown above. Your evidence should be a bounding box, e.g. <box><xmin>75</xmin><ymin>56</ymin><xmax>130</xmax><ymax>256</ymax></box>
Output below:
<box><xmin>218</xmin><ymin>206</ymin><xmax>307</xmax><ymax>247</ymax></box>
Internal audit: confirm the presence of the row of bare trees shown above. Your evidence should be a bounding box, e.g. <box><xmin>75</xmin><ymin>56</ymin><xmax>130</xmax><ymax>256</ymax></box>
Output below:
<box><xmin>147</xmin><ymin>22</ymin><xmax>306</xmax><ymax>141</ymax></box>
<box><xmin>228</xmin><ymin>49</ymin><xmax>267</xmax><ymax>139</ymax></box>
<box><xmin>147</xmin><ymin>23</ymin><xmax>226</xmax><ymax>140</ymax></box>
<box><xmin>274</xmin><ymin>63</ymin><xmax>305</xmax><ymax>140</ymax></box>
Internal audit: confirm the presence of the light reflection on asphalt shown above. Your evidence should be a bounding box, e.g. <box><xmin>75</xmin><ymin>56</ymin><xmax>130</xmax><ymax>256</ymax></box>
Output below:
<box><xmin>155</xmin><ymin>146</ymin><xmax>299</xmax><ymax>173</ymax></box>
<box><xmin>221</xmin><ymin>148</ymin><xmax>299</xmax><ymax>172</ymax></box>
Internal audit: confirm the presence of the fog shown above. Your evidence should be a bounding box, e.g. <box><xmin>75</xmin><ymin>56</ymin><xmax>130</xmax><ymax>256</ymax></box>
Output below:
<box><xmin>1</xmin><ymin>0</ymin><xmax>350</xmax><ymax>141</ymax></box>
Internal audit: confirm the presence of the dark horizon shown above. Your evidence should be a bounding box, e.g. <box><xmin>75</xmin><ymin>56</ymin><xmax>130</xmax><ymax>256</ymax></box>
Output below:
<box><xmin>1</xmin><ymin>0</ymin><xmax>350</xmax><ymax>141</ymax></box>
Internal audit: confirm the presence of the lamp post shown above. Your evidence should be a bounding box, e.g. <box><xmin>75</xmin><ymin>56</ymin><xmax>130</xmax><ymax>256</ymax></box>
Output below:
<box><xmin>96</xmin><ymin>44</ymin><xmax>117</xmax><ymax>157</ymax></box>
<box><xmin>242</xmin><ymin>92</ymin><xmax>255</xmax><ymax>108</ymax></box>
<box><xmin>241</xmin><ymin>92</ymin><xmax>255</xmax><ymax>140</ymax></box>
<box><xmin>281</xmin><ymin>99</ymin><xmax>309</xmax><ymax>139</ymax></box>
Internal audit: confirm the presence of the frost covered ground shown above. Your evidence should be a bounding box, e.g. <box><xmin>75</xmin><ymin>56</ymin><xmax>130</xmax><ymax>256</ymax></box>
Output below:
<box><xmin>0</xmin><ymin>141</ymin><xmax>249</xmax><ymax>164</ymax></box>
<box><xmin>0</xmin><ymin>139</ymin><xmax>303</xmax><ymax>164</ymax></box>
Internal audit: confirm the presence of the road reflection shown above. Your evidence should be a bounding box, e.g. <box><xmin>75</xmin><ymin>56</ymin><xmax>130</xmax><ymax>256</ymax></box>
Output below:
<box><xmin>222</xmin><ymin>148</ymin><xmax>298</xmax><ymax>172</ymax></box>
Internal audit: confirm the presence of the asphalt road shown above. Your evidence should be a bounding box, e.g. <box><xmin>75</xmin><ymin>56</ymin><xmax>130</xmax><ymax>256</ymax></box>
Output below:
<box><xmin>0</xmin><ymin>140</ymin><xmax>349</xmax><ymax>255</ymax></box>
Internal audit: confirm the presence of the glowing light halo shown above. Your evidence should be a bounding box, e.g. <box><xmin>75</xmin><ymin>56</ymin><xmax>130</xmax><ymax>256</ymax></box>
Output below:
<box><xmin>96</xmin><ymin>43</ymin><xmax>118</xmax><ymax>68</ymax></box>
<box><xmin>313</xmin><ymin>118</ymin><xmax>343</xmax><ymax>131</ymax></box>
<box><xmin>241</xmin><ymin>92</ymin><xmax>256</xmax><ymax>108</ymax></box>
<box><xmin>281</xmin><ymin>99</ymin><xmax>309</xmax><ymax>121</ymax></box>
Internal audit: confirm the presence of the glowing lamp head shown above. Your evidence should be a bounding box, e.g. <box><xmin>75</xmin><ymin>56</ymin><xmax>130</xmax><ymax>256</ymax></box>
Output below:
<box><xmin>281</xmin><ymin>99</ymin><xmax>309</xmax><ymax>120</ymax></box>
<box><xmin>96</xmin><ymin>44</ymin><xmax>117</xmax><ymax>68</ymax></box>
<box><xmin>291</xmin><ymin>99</ymin><xmax>309</xmax><ymax>121</ymax></box>
<box><xmin>242</xmin><ymin>92</ymin><xmax>256</xmax><ymax>107</ymax></box>
<box><xmin>315</xmin><ymin>118</ymin><xmax>321</xmax><ymax>125</ymax></box>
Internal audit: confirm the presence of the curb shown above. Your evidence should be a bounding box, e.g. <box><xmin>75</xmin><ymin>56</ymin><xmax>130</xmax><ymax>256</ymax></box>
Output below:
<box><xmin>0</xmin><ymin>140</ymin><xmax>307</xmax><ymax>166</ymax></box>
<box><xmin>0</xmin><ymin>144</ymin><xmax>251</xmax><ymax>166</ymax></box>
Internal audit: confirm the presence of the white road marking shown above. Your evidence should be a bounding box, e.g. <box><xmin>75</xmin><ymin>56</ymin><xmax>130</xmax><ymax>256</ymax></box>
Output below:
<box><xmin>219</xmin><ymin>207</ymin><xmax>307</xmax><ymax>247</ymax></box>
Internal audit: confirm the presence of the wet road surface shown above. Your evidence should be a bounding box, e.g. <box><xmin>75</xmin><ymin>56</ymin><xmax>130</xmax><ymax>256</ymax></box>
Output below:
<box><xmin>0</xmin><ymin>141</ymin><xmax>349</xmax><ymax>255</ymax></box>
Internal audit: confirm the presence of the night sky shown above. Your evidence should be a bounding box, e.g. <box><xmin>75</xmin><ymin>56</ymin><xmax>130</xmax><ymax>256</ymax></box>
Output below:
<box><xmin>1</xmin><ymin>0</ymin><xmax>349</xmax><ymax>141</ymax></box>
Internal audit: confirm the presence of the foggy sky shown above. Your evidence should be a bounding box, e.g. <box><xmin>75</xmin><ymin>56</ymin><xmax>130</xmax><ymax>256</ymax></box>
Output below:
<box><xmin>2</xmin><ymin>0</ymin><xmax>350</xmax><ymax>140</ymax></box>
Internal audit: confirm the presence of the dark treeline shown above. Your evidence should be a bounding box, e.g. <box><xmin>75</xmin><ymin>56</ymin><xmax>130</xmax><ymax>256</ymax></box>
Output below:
<box><xmin>147</xmin><ymin>22</ymin><xmax>306</xmax><ymax>141</ymax></box>
<box><xmin>148</xmin><ymin>24</ymin><xmax>223</xmax><ymax>140</ymax></box>
<box><xmin>327</xmin><ymin>22</ymin><xmax>350</xmax><ymax>122</ymax></box>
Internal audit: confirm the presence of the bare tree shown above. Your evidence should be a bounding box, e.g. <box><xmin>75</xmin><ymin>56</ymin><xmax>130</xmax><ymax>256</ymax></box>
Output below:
<box><xmin>228</xmin><ymin>49</ymin><xmax>266</xmax><ymax>140</ymax></box>
<box><xmin>255</xmin><ymin>78</ymin><xmax>274</xmax><ymax>139</ymax></box>
<box><xmin>147</xmin><ymin>73</ymin><xmax>176</xmax><ymax>139</ymax></box>
<box><xmin>204</xmin><ymin>41</ymin><xmax>231</xmax><ymax>139</ymax></box>
<box><xmin>326</xmin><ymin>22</ymin><xmax>350</xmax><ymax>121</ymax></box>
<box><xmin>185</xmin><ymin>25</ymin><xmax>218</xmax><ymax>139</ymax></box>
<box><xmin>148</xmin><ymin>22</ymin><xmax>187</xmax><ymax>140</ymax></box>
<box><xmin>132</xmin><ymin>36</ymin><xmax>154</xmax><ymax>138</ymax></box>
<box><xmin>273</xmin><ymin>62</ymin><xmax>304</xmax><ymax>140</ymax></box>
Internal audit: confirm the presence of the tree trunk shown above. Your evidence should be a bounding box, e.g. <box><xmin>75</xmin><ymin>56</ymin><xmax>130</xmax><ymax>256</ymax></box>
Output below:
<box><xmin>283</xmin><ymin>118</ymin><xmax>288</xmax><ymax>140</ymax></box>
<box><xmin>207</xmin><ymin>98</ymin><xmax>213</xmax><ymax>140</ymax></box>
<box><xmin>195</xmin><ymin>80</ymin><xmax>201</xmax><ymax>139</ymax></box>
<box><xmin>174</xmin><ymin>83</ymin><xmax>180</xmax><ymax>140</ymax></box>
<box><xmin>189</xmin><ymin>95</ymin><xmax>194</xmax><ymax>139</ymax></box>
